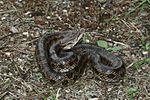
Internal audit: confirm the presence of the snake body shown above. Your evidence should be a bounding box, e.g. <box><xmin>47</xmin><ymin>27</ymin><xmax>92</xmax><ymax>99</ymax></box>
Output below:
<box><xmin>35</xmin><ymin>30</ymin><xmax>125</xmax><ymax>86</ymax></box>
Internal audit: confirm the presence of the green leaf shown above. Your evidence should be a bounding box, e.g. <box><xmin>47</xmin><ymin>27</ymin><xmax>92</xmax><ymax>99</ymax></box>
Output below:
<box><xmin>107</xmin><ymin>47</ymin><xmax>122</xmax><ymax>52</ymax></box>
<box><xmin>97</xmin><ymin>40</ymin><xmax>108</xmax><ymax>49</ymax></box>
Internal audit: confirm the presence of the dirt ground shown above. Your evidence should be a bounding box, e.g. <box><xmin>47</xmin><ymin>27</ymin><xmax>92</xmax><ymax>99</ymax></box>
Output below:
<box><xmin>0</xmin><ymin>0</ymin><xmax>150</xmax><ymax>100</ymax></box>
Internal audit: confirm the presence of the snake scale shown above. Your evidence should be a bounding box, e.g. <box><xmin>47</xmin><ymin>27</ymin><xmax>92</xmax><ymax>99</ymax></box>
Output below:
<box><xmin>35</xmin><ymin>30</ymin><xmax>125</xmax><ymax>87</ymax></box>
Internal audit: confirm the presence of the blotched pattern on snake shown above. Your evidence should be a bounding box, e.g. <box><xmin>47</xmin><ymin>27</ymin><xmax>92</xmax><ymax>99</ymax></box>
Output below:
<box><xmin>35</xmin><ymin>30</ymin><xmax>125</xmax><ymax>87</ymax></box>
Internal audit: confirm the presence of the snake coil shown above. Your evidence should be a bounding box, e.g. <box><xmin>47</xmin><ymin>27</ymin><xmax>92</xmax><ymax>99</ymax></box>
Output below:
<box><xmin>35</xmin><ymin>30</ymin><xmax>125</xmax><ymax>87</ymax></box>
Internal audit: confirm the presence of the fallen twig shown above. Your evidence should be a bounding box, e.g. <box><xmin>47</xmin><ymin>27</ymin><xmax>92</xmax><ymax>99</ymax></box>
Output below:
<box><xmin>106</xmin><ymin>39</ymin><xmax>130</xmax><ymax>48</ymax></box>
<box><xmin>55</xmin><ymin>88</ymin><xmax>61</xmax><ymax>100</ymax></box>
<box><xmin>0</xmin><ymin>33</ymin><xmax>20</xmax><ymax>40</ymax></box>
<box><xmin>0</xmin><ymin>9</ymin><xmax>18</xmax><ymax>14</ymax></box>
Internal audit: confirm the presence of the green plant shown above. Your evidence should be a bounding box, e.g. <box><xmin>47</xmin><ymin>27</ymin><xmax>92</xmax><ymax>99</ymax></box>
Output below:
<box><xmin>51</xmin><ymin>96</ymin><xmax>57</xmax><ymax>100</ymax></box>
<box><xmin>139</xmin><ymin>34</ymin><xmax>150</xmax><ymax>50</ymax></box>
<box><xmin>126</xmin><ymin>0</ymin><xmax>150</xmax><ymax>15</ymax></box>
<box><xmin>43</xmin><ymin>97</ymin><xmax>48</xmax><ymax>100</ymax></box>
<box><xmin>97</xmin><ymin>40</ymin><xmax>122</xmax><ymax>52</ymax></box>
<box><xmin>131</xmin><ymin>35</ymin><xmax>150</xmax><ymax>70</ymax></box>
<box><xmin>127</xmin><ymin>87</ymin><xmax>139</xmax><ymax>100</ymax></box>
<box><xmin>132</xmin><ymin>57</ymin><xmax>150</xmax><ymax>70</ymax></box>
<box><xmin>145</xmin><ymin>42</ymin><xmax>150</xmax><ymax>50</ymax></box>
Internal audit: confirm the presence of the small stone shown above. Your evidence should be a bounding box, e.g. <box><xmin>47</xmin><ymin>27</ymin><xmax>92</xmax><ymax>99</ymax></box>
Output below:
<box><xmin>108</xmin><ymin>87</ymin><xmax>112</xmax><ymax>91</ymax></box>
<box><xmin>142</xmin><ymin>51</ymin><xmax>148</xmax><ymax>55</ymax></box>
<box><xmin>0</xmin><ymin>1</ymin><xmax>4</xmax><ymax>4</ymax></box>
<box><xmin>1</xmin><ymin>16</ymin><xmax>6</xmax><ymax>20</ymax></box>
<box><xmin>46</xmin><ymin>16</ymin><xmax>51</xmax><ymax>19</ymax></box>
<box><xmin>8</xmin><ymin>72</ymin><xmax>13</xmax><ymax>76</ymax></box>
<box><xmin>10</xmin><ymin>26</ymin><xmax>19</xmax><ymax>33</ymax></box>
<box><xmin>18</xmin><ymin>58</ymin><xmax>23</xmax><ymax>62</ymax></box>
<box><xmin>85</xmin><ymin>7</ymin><xmax>89</xmax><ymax>9</ymax></box>
<box><xmin>78</xmin><ymin>90</ymin><xmax>83</xmax><ymax>93</ymax></box>
<box><xmin>85</xmin><ymin>39</ymin><xmax>90</xmax><ymax>43</ymax></box>
<box><xmin>137</xmin><ymin>69</ymin><xmax>142</xmax><ymax>72</ymax></box>
<box><xmin>101</xmin><ymin>7</ymin><xmax>104</xmax><ymax>10</ymax></box>
<box><xmin>63</xmin><ymin>9</ymin><xmax>67</xmax><ymax>13</ymax></box>
<box><xmin>10</xmin><ymin>37</ymin><xmax>14</xmax><ymax>42</ymax></box>
<box><xmin>22</xmin><ymin>32</ymin><xmax>29</xmax><ymax>37</ymax></box>
<box><xmin>5</xmin><ymin>52</ymin><xmax>11</xmax><ymax>56</ymax></box>
<box><xmin>89</xmin><ymin>98</ymin><xmax>99</xmax><ymax>100</ymax></box>
<box><xmin>62</xmin><ymin>9</ymin><xmax>68</xmax><ymax>16</ymax></box>
<box><xmin>65</xmin><ymin>89</ymin><xmax>70</xmax><ymax>93</ymax></box>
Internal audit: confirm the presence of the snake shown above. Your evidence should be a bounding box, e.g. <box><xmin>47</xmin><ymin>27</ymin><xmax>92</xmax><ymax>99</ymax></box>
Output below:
<box><xmin>35</xmin><ymin>30</ymin><xmax>125</xmax><ymax>87</ymax></box>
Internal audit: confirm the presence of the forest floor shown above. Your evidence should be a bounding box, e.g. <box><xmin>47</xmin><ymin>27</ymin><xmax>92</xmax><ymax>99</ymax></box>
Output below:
<box><xmin>0</xmin><ymin>0</ymin><xmax>150</xmax><ymax>100</ymax></box>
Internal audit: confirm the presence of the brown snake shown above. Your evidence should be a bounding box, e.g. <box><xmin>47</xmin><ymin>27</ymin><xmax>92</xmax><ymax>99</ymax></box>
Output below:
<box><xmin>35</xmin><ymin>30</ymin><xmax>125</xmax><ymax>86</ymax></box>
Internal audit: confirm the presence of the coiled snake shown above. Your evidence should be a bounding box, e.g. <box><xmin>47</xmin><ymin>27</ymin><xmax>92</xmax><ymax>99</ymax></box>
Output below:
<box><xmin>35</xmin><ymin>30</ymin><xmax>125</xmax><ymax>87</ymax></box>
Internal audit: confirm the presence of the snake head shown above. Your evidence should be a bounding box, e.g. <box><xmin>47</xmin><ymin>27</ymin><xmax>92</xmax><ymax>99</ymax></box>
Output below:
<box><xmin>60</xmin><ymin>29</ymin><xmax>85</xmax><ymax>50</ymax></box>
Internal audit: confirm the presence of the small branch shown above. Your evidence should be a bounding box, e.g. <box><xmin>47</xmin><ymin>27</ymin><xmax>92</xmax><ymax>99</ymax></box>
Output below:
<box><xmin>0</xmin><ymin>73</ymin><xmax>32</xmax><ymax>91</ymax></box>
<box><xmin>24</xmin><ymin>38</ymin><xmax>39</xmax><ymax>45</ymax></box>
<box><xmin>106</xmin><ymin>39</ymin><xmax>130</xmax><ymax>48</ymax></box>
<box><xmin>0</xmin><ymin>9</ymin><xmax>18</xmax><ymax>14</ymax></box>
<box><xmin>126</xmin><ymin>62</ymin><xmax>134</xmax><ymax>69</ymax></box>
<box><xmin>56</xmin><ymin>88</ymin><xmax>61</xmax><ymax>100</ymax></box>
<box><xmin>0</xmin><ymin>33</ymin><xmax>19</xmax><ymax>40</ymax></box>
